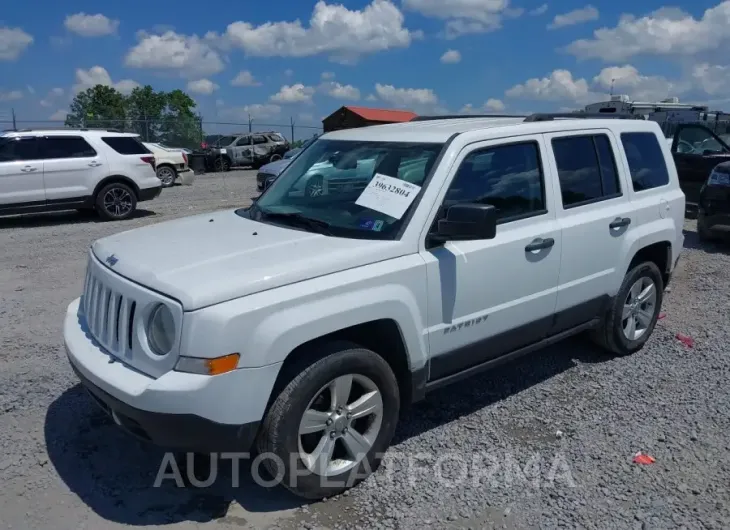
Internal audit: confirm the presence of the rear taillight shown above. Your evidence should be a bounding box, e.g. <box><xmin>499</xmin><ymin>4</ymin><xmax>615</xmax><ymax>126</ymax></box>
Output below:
<box><xmin>182</xmin><ymin>152</ymin><xmax>188</xmax><ymax>166</ymax></box>
<box><xmin>141</xmin><ymin>156</ymin><xmax>156</xmax><ymax>171</ymax></box>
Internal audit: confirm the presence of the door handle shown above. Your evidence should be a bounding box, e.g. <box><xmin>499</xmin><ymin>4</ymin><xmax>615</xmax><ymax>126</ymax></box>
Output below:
<box><xmin>20</xmin><ymin>166</ymin><xmax>37</xmax><ymax>172</ymax></box>
<box><xmin>88</xmin><ymin>162</ymin><xmax>102</xmax><ymax>167</ymax></box>
<box><xmin>525</xmin><ymin>237</ymin><xmax>555</xmax><ymax>252</ymax></box>
<box><xmin>609</xmin><ymin>217</ymin><xmax>631</xmax><ymax>229</ymax></box>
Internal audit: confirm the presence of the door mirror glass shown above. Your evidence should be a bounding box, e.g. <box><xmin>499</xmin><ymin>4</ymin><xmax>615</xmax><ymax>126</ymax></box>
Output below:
<box><xmin>432</xmin><ymin>203</ymin><xmax>497</xmax><ymax>242</ymax></box>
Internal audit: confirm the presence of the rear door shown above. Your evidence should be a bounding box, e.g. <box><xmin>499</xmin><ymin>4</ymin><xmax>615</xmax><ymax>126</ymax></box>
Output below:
<box><xmin>40</xmin><ymin>135</ymin><xmax>107</xmax><ymax>202</ymax></box>
<box><xmin>671</xmin><ymin>124</ymin><xmax>730</xmax><ymax>203</ymax></box>
<box><xmin>0</xmin><ymin>136</ymin><xmax>45</xmax><ymax>207</ymax></box>
<box><xmin>543</xmin><ymin>129</ymin><xmax>633</xmax><ymax>333</ymax></box>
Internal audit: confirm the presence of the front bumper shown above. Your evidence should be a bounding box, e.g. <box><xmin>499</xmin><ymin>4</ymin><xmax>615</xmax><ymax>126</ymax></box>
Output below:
<box><xmin>63</xmin><ymin>298</ymin><xmax>281</xmax><ymax>452</ymax></box>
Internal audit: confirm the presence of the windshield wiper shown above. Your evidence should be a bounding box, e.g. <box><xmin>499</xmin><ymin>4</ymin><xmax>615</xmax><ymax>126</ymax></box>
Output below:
<box><xmin>259</xmin><ymin>210</ymin><xmax>333</xmax><ymax>235</ymax></box>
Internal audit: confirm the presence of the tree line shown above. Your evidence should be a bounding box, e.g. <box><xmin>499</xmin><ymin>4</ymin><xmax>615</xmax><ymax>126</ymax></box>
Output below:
<box><xmin>64</xmin><ymin>85</ymin><xmax>202</xmax><ymax>149</ymax></box>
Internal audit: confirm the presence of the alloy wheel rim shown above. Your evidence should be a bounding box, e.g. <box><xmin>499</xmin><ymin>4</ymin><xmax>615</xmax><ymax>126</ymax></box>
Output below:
<box><xmin>297</xmin><ymin>374</ymin><xmax>383</xmax><ymax>477</ymax></box>
<box><xmin>158</xmin><ymin>168</ymin><xmax>174</xmax><ymax>185</ymax></box>
<box><xmin>103</xmin><ymin>188</ymin><xmax>133</xmax><ymax>217</ymax></box>
<box><xmin>307</xmin><ymin>179</ymin><xmax>323</xmax><ymax>197</ymax></box>
<box><xmin>622</xmin><ymin>276</ymin><xmax>657</xmax><ymax>340</ymax></box>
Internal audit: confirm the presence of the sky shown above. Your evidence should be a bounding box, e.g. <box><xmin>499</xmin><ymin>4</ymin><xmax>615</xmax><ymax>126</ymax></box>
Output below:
<box><xmin>1</xmin><ymin>0</ymin><xmax>729</xmax><ymax>133</ymax></box>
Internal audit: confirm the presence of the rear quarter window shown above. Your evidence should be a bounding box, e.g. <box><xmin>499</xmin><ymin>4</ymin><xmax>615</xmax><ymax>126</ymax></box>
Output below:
<box><xmin>102</xmin><ymin>136</ymin><xmax>151</xmax><ymax>155</ymax></box>
<box><xmin>620</xmin><ymin>132</ymin><xmax>670</xmax><ymax>191</ymax></box>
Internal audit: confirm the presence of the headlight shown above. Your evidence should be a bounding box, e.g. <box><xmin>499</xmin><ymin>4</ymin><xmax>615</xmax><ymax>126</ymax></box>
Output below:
<box><xmin>147</xmin><ymin>304</ymin><xmax>176</xmax><ymax>355</ymax></box>
<box><xmin>708</xmin><ymin>170</ymin><xmax>730</xmax><ymax>187</ymax></box>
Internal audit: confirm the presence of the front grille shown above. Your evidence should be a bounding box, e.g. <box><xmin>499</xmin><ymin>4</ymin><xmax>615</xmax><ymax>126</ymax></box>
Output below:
<box><xmin>82</xmin><ymin>267</ymin><xmax>137</xmax><ymax>359</ymax></box>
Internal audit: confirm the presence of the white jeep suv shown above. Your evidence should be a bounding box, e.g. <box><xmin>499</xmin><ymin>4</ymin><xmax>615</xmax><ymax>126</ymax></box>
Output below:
<box><xmin>63</xmin><ymin>114</ymin><xmax>685</xmax><ymax>499</ymax></box>
<box><xmin>0</xmin><ymin>129</ymin><xmax>162</xmax><ymax>221</ymax></box>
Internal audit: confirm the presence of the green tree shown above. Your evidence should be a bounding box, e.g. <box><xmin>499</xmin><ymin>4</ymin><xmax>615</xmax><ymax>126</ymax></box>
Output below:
<box><xmin>65</xmin><ymin>85</ymin><xmax>127</xmax><ymax>129</ymax></box>
<box><xmin>125</xmin><ymin>85</ymin><xmax>167</xmax><ymax>142</ymax></box>
<box><xmin>159</xmin><ymin>89</ymin><xmax>201</xmax><ymax>149</ymax></box>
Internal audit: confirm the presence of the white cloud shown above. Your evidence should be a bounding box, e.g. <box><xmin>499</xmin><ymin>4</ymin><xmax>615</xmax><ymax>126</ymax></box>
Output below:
<box><xmin>692</xmin><ymin>63</ymin><xmax>730</xmax><ymax>96</ymax></box>
<box><xmin>224</xmin><ymin>0</ymin><xmax>416</xmax><ymax>63</ymax></box>
<box><xmin>270</xmin><ymin>84</ymin><xmax>315</xmax><ymax>103</ymax></box>
<box><xmin>231</xmin><ymin>70</ymin><xmax>261</xmax><ymax>86</ymax></box>
<box><xmin>319</xmin><ymin>81</ymin><xmax>360</xmax><ymax>100</ymax></box>
<box><xmin>529</xmin><ymin>4</ymin><xmax>548</xmax><ymax>16</ymax></box>
<box><xmin>592</xmin><ymin>65</ymin><xmax>681</xmax><ymax>102</ymax></box>
<box><xmin>72</xmin><ymin>66</ymin><xmax>140</xmax><ymax>95</ymax></box>
<box><xmin>26</xmin><ymin>85</ymin><xmax>35</xmax><ymax>94</ymax></box>
<box><xmin>0</xmin><ymin>90</ymin><xmax>23</xmax><ymax>102</ymax></box>
<box><xmin>49</xmin><ymin>109</ymin><xmax>68</xmax><ymax>121</ymax></box>
<box><xmin>548</xmin><ymin>5</ymin><xmax>599</xmax><ymax>29</ymax></box>
<box><xmin>0</xmin><ymin>27</ymin><xmax>33</xmax><ymax>60</ymax></box>
<box><xmin>187</xmin><ymin>78</ymin><xmax>220</xmax><ymax>95</ymax></box>
<box><xmin>125</xmin><ymin>30</ymin><xmax>224</xmax><ymax>79</ymax></box>
<box><xmin>403</xmin><ymin>0</ymin><xmax>521</xmax><ymax>38</ymax></box>
<box><xmin>321</xmin><ymin>71</ymin><xmax>335</xmax><ymax>80</ymax></box>
<box><xmin>366</xmin><ymin>94</ymin><xmax>378</xmax><ymax>101</ymax></box>
<box><xmin>506</xmin><ymin>69</ymin><xmax>596</xmax><ymax>102</ymax></box>
<box><xmin>40</xmin><ymin>88</ymin><xmax>65</xmax><ymax>107</ymax></box>
<box><xmin>64</xmin><ymin>13</ymin><xmax>119</xmax><ymax>37</ymax></box>
<box><xmin>565</xmin><ymin>2</ymin><xmax>730</xmax><ymax>61</ymax></box>
<box><xmin>460</xmin><ymin>98</ymin><xmax>506</xmax><ymax>113</ymax></box>
<box><xmin>374</xmin><ymin>83</ymin><xmax>438</xmax><ymax>108</ymax></box>
<box><xmin>440</xmin><ymin>49</ymin><xmax>461</xmax><ymax>64</ymax></box>
<box><xmin>228</xmin><ymin>103</ymin><xmax>282</xmax><ymax>119</ymax></box>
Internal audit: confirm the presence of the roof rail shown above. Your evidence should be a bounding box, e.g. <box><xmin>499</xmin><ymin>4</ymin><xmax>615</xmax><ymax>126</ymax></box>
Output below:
<box><xmin>14</xmin><ymin>127</ymin><xmax>125</xmax><ymax>133</ymax></box>
<box><xmin>523</xmin><ymin>112</ymin><xmax>645</xmax><ymax>122</ymax></box>
<box><xmin>410</xmin><ymin>114</ymin><xmax>527</xmax><ymax>122</ymax></box>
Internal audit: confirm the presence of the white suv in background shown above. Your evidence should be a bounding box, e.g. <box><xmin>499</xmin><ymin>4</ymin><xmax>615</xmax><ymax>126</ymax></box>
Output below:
<box><xmin>0</xmin><ymin>129</ymin><xmax>162</xmax><ymax>221</ymax></box>
<box><xmin>63</xmin><ymin>114</ymin><xmax>684</xmax><ymax>499</ymax></box>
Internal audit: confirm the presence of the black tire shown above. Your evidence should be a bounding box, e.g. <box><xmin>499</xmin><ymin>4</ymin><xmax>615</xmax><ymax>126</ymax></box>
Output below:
<box><xmin>256</xmin><ymin>342</ymin><xmax>400</xmax><ymax>500</ymax></box>
<box><xmin>95</xmin><ymin>182</ymin><xmax>137</xmax><ymax>221</ymax></box>
<box><xmin>590</xmin><ymin>261</ymin><xmax>664</xmax><ymax>356</ymax></box>
<box><xmin>156</xmin><ymin>165</ymin><xmax>177</xmax><ymax>188</ymax></box>
<box><xmin>214</xmin><ymin>157</ymin><xmax>231</xmax><ymax>172</ymax></box>
<box><xmin>697</xmin><ymin>214</ymin><xmax>715</xmax><ymax>242</ymax></box>
<box><xmin>305</xmin><ymin>175</ymin><xmax>324</xmax><ymax>197</ymax></box>
<box><xmin>270</xmin><ymin>154</ymin><xmax>282</xmax><ymax>163</ymax></box>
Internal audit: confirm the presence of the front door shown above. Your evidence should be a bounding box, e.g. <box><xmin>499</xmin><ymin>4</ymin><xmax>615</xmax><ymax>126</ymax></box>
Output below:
<box><xmin>671</xmin><ymin>124</ymin><xmax>730</xmax><ymax>203</ymax></box>
<box><xmin>0</xmin><ymin>136</ymin><xmax>45</xmax><ymax>208</ymax></box>
<box><xmin>422</xmin><ymin>135</ymin><xmax>562</xmax><ymax>381</ymax></box>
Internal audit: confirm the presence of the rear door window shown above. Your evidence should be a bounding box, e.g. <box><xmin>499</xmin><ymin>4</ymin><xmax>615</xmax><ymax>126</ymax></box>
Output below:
<box><xmin>101</xmin><ymin>136</ymin><xmax>151</xmax><ymax>155</ymax></box>
<box><xmin>253</xmin><ymin>135</ymin><xmax>268</xmax><ymax>145</ymax></box>
<box><xmin>42</xmin><ymin>136</ymin><xmax>97</xmax><ymax>159</ymax></box>
<box><xmin>621</xmin><ymin>132</ymin><xmax>670</xmax><ymax>191</ymax></box>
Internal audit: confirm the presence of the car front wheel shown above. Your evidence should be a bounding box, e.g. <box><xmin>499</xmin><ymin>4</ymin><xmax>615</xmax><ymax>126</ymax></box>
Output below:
<box><xmin>256</xmin><ymin>343</ymin><xmax>400</xmax><ymax>500</ymax></box>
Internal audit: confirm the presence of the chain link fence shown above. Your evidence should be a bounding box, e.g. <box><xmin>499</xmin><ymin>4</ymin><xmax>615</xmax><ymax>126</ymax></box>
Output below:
<box><xmin>0</xmin><ymin>116</ymin><xmax>323</xmax><ymax>151</ymax></box>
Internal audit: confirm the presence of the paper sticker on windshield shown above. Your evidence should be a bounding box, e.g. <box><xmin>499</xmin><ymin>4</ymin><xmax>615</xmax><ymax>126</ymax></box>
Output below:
<box><xmin>355</xmin><ymin>173</ymin><xmax>421</xmax><ymax>220</ymax></box>
<box><xmin>219</xmin><ymin>149</ymin><xmax>227</xmax><ymax>154</ymax></box>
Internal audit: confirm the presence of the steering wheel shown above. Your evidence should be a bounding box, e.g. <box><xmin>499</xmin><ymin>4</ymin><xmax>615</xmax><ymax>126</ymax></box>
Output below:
<box><xmin>676</xmin><ymin>139</ymin><xmax>695</xmax><ymax>154</ymax></box>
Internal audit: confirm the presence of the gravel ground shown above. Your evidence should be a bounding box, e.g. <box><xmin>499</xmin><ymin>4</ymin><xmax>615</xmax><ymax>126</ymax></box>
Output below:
<box><xmin>1</xmin><ymin>171</ymin><xmax>729</xmax><ymax>530</ymax></box>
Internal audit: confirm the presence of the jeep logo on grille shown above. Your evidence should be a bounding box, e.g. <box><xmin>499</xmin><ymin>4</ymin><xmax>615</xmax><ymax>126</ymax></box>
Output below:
<box><xmin>105</xmin><ymin>254</ymin><xmax>119</xmax><ymax>266</ymax></box>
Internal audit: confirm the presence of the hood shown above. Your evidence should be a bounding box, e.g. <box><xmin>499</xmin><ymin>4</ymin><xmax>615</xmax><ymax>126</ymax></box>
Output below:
<box><xmin>259</xmin><ymin>158</ymin><xmax>292</xmax><ymax>175</ymax></box>
<box><xmin>91</xmin><ymin>209</ymin><xmax>405</xmax><ymax>310</ymax></box>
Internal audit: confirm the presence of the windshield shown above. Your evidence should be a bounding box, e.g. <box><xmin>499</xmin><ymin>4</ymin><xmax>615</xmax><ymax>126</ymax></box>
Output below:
<box><xmin>212</xmin><ymin>135</ymin><xmax>237</xmax><ymax>147</ymax></box>
<box><xmin>247</xmin><ymin>138</ymin><xmax>444</xmax><ymax>239</ymax></box>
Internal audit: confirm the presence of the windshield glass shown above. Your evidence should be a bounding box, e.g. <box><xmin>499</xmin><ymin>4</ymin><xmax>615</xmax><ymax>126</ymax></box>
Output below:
<box><xmin>248</xmin><ymin>138</ymin><xmax>444</xmax><ymax>239</ymax></box>
<box><xmin>212</xmin><ymin>135</ymin><xmax>237</xmax><ymax>147</ymax></box>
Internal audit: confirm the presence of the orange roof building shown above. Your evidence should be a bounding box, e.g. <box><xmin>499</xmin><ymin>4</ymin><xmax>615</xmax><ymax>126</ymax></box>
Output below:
<box><xmin>322</xmin><ymin>105</ymin><xmax>418</xmax><ymax>132</ymax></box>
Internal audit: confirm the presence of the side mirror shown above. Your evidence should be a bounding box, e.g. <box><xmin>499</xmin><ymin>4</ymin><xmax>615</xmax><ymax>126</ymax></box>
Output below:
<box><xmin>432</xmin><ymin>203</ymin><xmax>497</xmax><ymax>242</ymax></box>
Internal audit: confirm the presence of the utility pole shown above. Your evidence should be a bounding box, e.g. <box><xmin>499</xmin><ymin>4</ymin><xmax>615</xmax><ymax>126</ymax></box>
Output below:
<box><xmin>12</xmin><ymin>108</ymin><xmax>17</xmax><ymax>131</ymax></box>
<box><xmin>248</xmin><ymin>114</ymin><xmax>252</xmax><ymax>133</ymax></box>
<box><xmin>610</xmin><ymin>78</ymin><xmax>615</xmax><ymax>97</ymax></box>
<box><xmin>290</xmin><ymin>116</ymin><xmax>295</xmax><ymax>144</ymax></box>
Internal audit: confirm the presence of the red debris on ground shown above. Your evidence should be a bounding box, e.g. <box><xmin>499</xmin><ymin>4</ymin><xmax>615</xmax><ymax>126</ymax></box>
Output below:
<box><xmin>633</xmin><ymin>452</ymin><xmax>656</xmax><ymax>465</ymax></box>
<box><xmin>658</xmin><ymin>313</ymin><xmax>667</xmax><ymax>320</ymax></box>
<box><xmin>676</xmin><ymin>333</ymin><xmax>694</xmax><ymax>348</ymax></box>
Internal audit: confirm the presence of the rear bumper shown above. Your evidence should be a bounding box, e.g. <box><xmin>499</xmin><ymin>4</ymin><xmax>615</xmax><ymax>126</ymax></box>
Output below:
<box><xmin>177</xmin><ymin>169</ymin><xmax>195</xmax><ymax>186</ymax></box>
<box><xmin>699</xmin><ymin>212</ymin><xmax>730</xmax><ymax>233</ymax></box>
<box><xmin>138</xmin><ymin>185</ymin><xmax>162</xmax><ymax>202</ymax></box>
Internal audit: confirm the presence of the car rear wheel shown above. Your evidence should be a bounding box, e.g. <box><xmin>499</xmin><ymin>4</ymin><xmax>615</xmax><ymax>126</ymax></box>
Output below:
<box><xmin>214</xmin><ymin>157</ymin><xmax>231</xmax><ymax>172</ymax></box>
<box><xmin>95</xmin><ymin>182</ymin><xmax>137</xmax><ymax>221</ymax></box>
<box><xmin>270</xmin><ymin>154</ymin><xmax>282</xmax><ymax>163</ymax></box>
<box><xmin>590</xmin><ymin>261</ymin><xmax>663</xmax><ymax>356</ymax></box>
<box><xmin>256</xmin><ymin>342</ymin><xmax>400</xmax><ymax>500</ymax></box>
<box><xmin>156</xmin><ymin>165</ymin><xmax>177</xmax><ymax>188</ymax></box>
